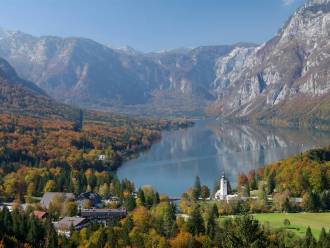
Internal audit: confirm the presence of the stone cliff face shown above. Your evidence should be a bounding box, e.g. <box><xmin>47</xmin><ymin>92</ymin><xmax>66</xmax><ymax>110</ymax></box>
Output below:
<box><xmin>0</xmin><ymin>29</ymin><xmax>254</xmax><ymax>115</ymax></box>
<box><xmin>210</xmin><ymin>0</ymin><xmax>330</xmax><ymax>126</ymax></box>
<box><xmin>0</xmin><ymin>0</ymin><xmax>329</xmax><ymax>123</ymax></box>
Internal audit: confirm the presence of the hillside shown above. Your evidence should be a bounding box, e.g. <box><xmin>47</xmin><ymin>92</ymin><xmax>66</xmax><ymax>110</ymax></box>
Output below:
<box><xmin>0</xmin><ymin>0</ymin><xmax>329</xmax><ymax>125</ymax></box>
<box><xmin>0</xmin><ymin>57</ymin><xmax>77</xmax><ymax>118</ymax></box>
<box><xmin>0</xmin><ymin>28</ymin><xmax>255</xmax><ymax>116</ymax></box>
<box><xmin>208</xmin><ymin>0</ymin><xmax>330</xmax><ymax>128</ymax></box>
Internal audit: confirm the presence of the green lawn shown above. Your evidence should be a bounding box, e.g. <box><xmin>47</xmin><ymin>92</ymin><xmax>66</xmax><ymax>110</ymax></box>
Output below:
<box><xmin>254</xmin><ymin>212</ymin><xmax>330</xmax><ymax>238</ymax></box>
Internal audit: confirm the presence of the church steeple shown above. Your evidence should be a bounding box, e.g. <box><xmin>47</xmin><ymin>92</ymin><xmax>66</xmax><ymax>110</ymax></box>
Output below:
<box><xmin>219</xmin><ymin>173</ymin><xmax>228</xmax><ymax>198</ymax></box>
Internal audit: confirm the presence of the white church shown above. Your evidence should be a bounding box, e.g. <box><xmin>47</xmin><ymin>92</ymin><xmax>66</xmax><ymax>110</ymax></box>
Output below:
<box><xmin>214</xmin><ymin>174</ymin><xmax>238</xmax><ymax>202</ymax></box>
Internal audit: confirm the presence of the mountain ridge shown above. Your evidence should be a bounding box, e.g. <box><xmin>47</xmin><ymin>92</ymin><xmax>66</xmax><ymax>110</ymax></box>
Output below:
<box><xmin>0</xmin><ymin>56</ymin><xmax>79</xmax><ymax>119</ymax></box>
<box><xmin>206</xmin><ymin>0</ymin><xmax>330</xmax><ymax>127</ymax></box>
<box><xmin>0</xmin><ymin>0</ymin><xmax>329</xmax><ymax>124</ymax></box>
<box><xmin>0</xmin><ymin>28</ymin><xmax>256</xmax><ymax>116</ymax></box>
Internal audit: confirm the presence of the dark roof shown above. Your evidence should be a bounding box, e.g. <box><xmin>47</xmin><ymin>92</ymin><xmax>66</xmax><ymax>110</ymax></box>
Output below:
<box><xmin>76</xmin><ymin>192</ymin><xmax>101</xmax><ymax>202</ymax></box>
<box><xmin>40</xmin><ymin>192</ymin><xmax>75</xmax><ymax>209</ymax></box>
<box><xmin>53</xmin><ymin>217</ymin><xmax>88</xmax><ymax>230</ymax></box>
<box><xmin>80</xmin><ymin>208</ymin><xmax>127</xmax><ymax>219</ymax></box>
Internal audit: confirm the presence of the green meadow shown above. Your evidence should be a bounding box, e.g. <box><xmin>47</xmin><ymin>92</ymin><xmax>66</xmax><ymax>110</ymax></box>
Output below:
<box><xmin>254</xmin><ymin>212</ymin><xmax>330</xmax><ymax>238</ymax></box>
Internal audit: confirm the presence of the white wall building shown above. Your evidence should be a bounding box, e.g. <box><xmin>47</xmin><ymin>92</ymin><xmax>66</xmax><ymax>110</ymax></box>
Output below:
<box><xmin>214</xmin><ymin>175</ymin><xmax>227</xmax><ymax>200</ymax></box>
<box><xmin>214</xmin><ymin>175</ymin><xmax>238</xmax><ymax>202</ymax></box>
<box><xmin>98</xmin><ymin>154</ymin><xmax>106</xmax><ymax>161</ymax></box>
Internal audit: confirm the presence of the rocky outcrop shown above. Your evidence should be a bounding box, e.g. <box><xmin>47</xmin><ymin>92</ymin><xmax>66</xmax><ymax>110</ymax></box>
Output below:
<box><xmin>210</xmin><ymin>0</ymin><xmax>330</xmax><ymax>126</ymax></box>
<box><xmin>0</xmin><ymin>0</ymin><xmax>328</xmax><ymax>123</ymax></box>
<box><xmin>0</xmin><ymin>28</ymin><xmax>255</xmax><ymax>115</ymax></box>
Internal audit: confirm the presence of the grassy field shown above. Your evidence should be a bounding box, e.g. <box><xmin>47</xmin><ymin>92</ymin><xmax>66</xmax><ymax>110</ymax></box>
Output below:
<box><xmin>254</xmin><ymin>212</ymin><xmax>330</xmax><ymax>238</ymax></box>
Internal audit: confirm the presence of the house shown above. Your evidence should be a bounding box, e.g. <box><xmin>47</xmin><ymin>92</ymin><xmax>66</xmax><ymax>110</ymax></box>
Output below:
<box><xmin>103</xmin><ymin>195</ymin><xmax>121</xmax><ymax>205</ymax></box>
<box><xmin>0</xmin><ymin>202</ymin><xmax>32</xmax><ymax>212</ymax></box>
<box><xmin>98</xmin><ymin>155</ymin><xmax>106</xmax><ymax>161</ymax></box>
<box><xmin>0</xmin><ymin>203</ymin><xmax>14</xmax><ymax>212</ymax></box>
<box><xmin>53</xmin><ymin>217</ymin><xmax>89</xmax><ymax>237</ymax></box>
<box><xmin>40</xmin><ymin>192</ymin><xmax>75</xmax><ymax>209</ymax></box>
<box><xmin>290</xmin><ymin>197</ymin><xmax>303</xmax><ymax>204</ymax></box>
<box><xmin>33</xmin><ymin>210</ymin><xmax>48</xmax><ymax>220</ymax></box>
<box><xmin>76</xmin><ymin>192</ymin><xmax>102</xmax><ymax>209</ymax></box>
<box><xmin>80</xmin><ymin>208</ymin><xmax>127</xmax><ymax>221</ymax></box>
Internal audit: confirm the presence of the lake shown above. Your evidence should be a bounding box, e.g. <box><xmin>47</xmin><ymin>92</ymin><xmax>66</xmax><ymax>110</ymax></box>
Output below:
<box><xmin>117</xmin><ymin>119</ymin><xmax>330</xmax><ymax>197</ymax></box>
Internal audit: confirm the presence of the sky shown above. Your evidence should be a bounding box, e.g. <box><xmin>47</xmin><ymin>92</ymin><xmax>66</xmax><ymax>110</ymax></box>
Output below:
<box><xmin>0</xmin><ymin>0</ymin><xmax>304</xmax><ymax>52</ymax></box>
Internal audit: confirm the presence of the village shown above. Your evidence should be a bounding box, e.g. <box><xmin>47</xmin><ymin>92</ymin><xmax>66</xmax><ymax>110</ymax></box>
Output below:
<box><xmin>0</xmin><ymin>191</ymin><xmax>128</xmax><ymax>237</ymax></box>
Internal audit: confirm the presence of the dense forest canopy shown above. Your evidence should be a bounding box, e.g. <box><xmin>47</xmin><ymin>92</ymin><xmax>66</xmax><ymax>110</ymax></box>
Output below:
<box><xmin>0</xmin><ymin>113</ymin><xmax>192</xmax><ymax>202</ymax></box>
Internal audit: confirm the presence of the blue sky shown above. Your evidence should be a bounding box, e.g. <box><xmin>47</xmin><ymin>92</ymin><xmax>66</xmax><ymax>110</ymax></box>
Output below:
<box><xmin>0</xmin><ymin>0</ymin><xmax>304</xmax><ymax>52</ymax></box>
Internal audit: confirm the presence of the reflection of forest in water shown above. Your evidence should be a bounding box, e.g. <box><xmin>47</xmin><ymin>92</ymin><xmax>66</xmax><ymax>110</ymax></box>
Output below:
<box><xmin>117</xmin><ymin>120</ymin><xmax>330</xmax><ymax>197</ymax></box>
<box><xmin>209</xmin><ymin>123</ymin><xmax>330</xmax><ymax>183</ymax></box>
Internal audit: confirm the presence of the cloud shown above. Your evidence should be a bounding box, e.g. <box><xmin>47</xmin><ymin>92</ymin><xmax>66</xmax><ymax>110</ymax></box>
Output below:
<box><xmin>282</xmin><ymin>0</ymin><xmax>296</xmax><ymax>5</ymax></box>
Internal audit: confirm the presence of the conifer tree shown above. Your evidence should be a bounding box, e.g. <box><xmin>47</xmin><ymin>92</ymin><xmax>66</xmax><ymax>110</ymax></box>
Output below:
<box><xmin>192</xmin><ymin>176</ymin><xmax>202</xmax><ymax>200</ymax></box>
<box><xmin>267</xmin><ymin>171</ymin><xmax>276</xmax><ymax>194</ymax></box>
<box><xmin>212</xmin><ymin>203</ymin><xmax>219</xmax><ymax>218</ymax></box>
<box><xmin>163</xmin><ymin>203</ymin><xmax>177</xmax><ymax>238</ymax></box>
<box><xmin>153</xmin><ymin>192</ymin><xmax>160</xmax><ymax>206</ymax></box>
<box><xmin>137</xmin><ymin>188</ymin><xmax>146</xmax><ymax>206</ymax></box>
<box><xmin>186</xmin><ymin>205</ymin><xmax>205</xmax><ymax>235</ymax></box>
<box><xmin>125</xmin><ymin>195</ymin><xmax>137</xmax><ymax>211</ymax></box>
<box><xmin>206</xmin><ymin>209</ymin><xmax>216</xmax><ymax>239</ymax></box>
<box><xmin>317</xmin><ymin>228</ymin><xmax>329</xmax><ymax>248</ymax></box>
<box><xmin>45</xmin><ymin>220</ymin><xmax>58</xmax><ymax>248</ymax></box>
<box><xmin>302</xmin><ymin>227</ymin><xmax>316</xmax><ymax>248</ymax></box>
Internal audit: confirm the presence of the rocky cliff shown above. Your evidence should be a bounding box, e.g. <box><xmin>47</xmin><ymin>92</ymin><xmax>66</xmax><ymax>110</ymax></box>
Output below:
<box><xmin>0</xmin><ymin>0</ymin><xmax>329</xmax><ymax>124</ymax></box>
<box><xmin>209</xmin><ymin>0</ymin><xmax>330</xmax><ymax>127</ymax></box>
<box><xmin>0</xmin><ymin>28</ymin><xmax>254</xmax><ymax>116</ymax></box>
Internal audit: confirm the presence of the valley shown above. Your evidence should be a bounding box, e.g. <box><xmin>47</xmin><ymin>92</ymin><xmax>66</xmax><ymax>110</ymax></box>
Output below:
<box><xmin>0</xmin><ymin>0</ymin><xmax>330</xmax><ymax>247</ymax></box>
<box><xmin>118</xmin><ymin>119</ymin><xmax>330</xmax><ymax>197</ymax></box>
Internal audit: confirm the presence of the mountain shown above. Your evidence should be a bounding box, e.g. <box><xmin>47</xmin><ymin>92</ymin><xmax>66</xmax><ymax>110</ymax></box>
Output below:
<box><xmin>0</xmin><ymin>56</ymin><xmax>77</xmax><ymax>118</ymax></box>
<box><xmin>0</xmin><ymin>28</ymin><xmax>255</xmax><ymax>116</ymax></box>
<box><xmin>208</xmin><ymin>0</ymin><xmax>330</xmax><ymax>127</ymax></box>
<box><xmin>0</xmin><ymin>0</ymin><xmax>328</xmax><ymax>124</ymax></box>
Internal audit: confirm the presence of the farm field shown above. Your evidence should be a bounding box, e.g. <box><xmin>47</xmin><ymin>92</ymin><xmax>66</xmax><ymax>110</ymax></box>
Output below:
<box><xmin>254</xmin><ymin>212</ymin><xmax>330</xmax><ymax>238</ymax></box>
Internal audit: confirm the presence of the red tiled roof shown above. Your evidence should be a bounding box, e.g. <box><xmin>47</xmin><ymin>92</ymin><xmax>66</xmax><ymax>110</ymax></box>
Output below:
<box><xmin>33</xmin><ymin>210</ymin><xmax>47</xmax><ymax>219</ymax></box>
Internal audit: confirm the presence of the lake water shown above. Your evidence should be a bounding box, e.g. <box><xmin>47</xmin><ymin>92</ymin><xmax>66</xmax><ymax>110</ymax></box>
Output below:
<box><xmin>117</xmin><ymin>119</ymin><xmax>330</xmax><ymax>197</ymax></box>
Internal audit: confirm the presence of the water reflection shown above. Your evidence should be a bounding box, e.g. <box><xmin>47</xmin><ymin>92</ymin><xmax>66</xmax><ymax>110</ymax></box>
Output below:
<box><xmin>117</xmin><ymin>119</ymin><xmax>330</xmax><ymax>197</ymax></box>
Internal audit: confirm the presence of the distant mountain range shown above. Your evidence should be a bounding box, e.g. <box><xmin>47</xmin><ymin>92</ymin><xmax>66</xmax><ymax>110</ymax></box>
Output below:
<box><xmin>0</xmin><ymin>0</ymin><xmax>329</xmax><ymax>126</ymax></box>
<box><xmin>0</xmin><ymin>28</ymin><xmax>254</xmax><ymax>115</ymax></box>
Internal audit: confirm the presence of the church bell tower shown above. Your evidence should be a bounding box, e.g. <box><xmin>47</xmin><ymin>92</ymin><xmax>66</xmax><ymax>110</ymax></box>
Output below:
<box><xmin>220</xmin><ymin>174</ymin><xmax>228</xmax><ymax>197</ymax></box>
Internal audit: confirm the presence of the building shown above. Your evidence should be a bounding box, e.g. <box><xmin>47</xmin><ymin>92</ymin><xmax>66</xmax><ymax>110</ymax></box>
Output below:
<box><xmin>76</xmin><ymin>192</ymin><xmax>102</xmax><ymax>209</ymax></box>
<box><xmin>53</xmin><ymin>217</ymin><xmax>90</xmax><ymax>237</ymax></box>
<box><xmin>40</xmin><ymin>192</ymin><xmax>75</xmax><ymax>209</ymax></box>
<box><xmin>80</xmin><ymin>208</ymin><xmax>127</xmax><ymax>221</ymax></box>
<box><xmin>98</xmin><ymin>155</ymin><xmax>106</xmax><ymax>161</ymax></box>
<box><xmin>0</xmin><ymin>203</ymin><xmax>14</xmax><ymax>212</ymax></box>
<box><xmin>103</xmin><ymin>195</ymin><xmax>121</xmax><ymax>205</ymax></box>
<box><xmin>0</xmin><ymin>202</ymin><xmax>32</xmax><ymax>212</ymax></box>
<box><xmin>33</xmin><ymin>210</ymin><xmax>48</xmax><ymax>220</ymax></box>
<box><xmin>290</xmin><ymin>197</ymin><xmax>303</xmax><ymax>205</ymax></box>
<box><xmin>214</xmin><ymin>175</ymin><xmax>238</xmax><ymax>202</ymax></box>
<box><xmin>214</xmin><ymin>175</ymin><xmax>228</xmax><ymax>200</ymax></box>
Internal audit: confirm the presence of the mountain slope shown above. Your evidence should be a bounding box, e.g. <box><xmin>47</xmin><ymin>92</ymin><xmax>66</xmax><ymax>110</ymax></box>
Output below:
<box><xmin>0</xmin><ymin>28</ymin><xmax>255</xmax><ymax>116</ymax></box>
<box><xmin>0</xmin><ymin>57</ymin><xmax>77</xmax><ymax>118</ymax></box>
<box><xmin>0</xmin><ymin>0</ymin><xmax>328</xmax><ymax>123</ymax></box>
<box><xmin>209</xmin><ymin>0</ymin><xmax>330</xmax><ymax>127</ymax></box>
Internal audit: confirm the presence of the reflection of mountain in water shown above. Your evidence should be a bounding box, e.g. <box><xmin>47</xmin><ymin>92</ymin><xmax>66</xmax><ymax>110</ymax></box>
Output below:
<box><xmin>117</xmin><ymin>120</ymin><xmax>330</xmax><ymax>197</ymax></box>
<box><xmin>210</xmin><ymin>124</ymin><xmax>330</xmax><ymax>185</ymax></box>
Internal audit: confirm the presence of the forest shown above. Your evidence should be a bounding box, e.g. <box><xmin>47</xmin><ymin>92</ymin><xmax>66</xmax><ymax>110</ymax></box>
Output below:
<box><xmin>1</xmin><ymin>112</ymin><xmax>330</xmax><ymax>247</ymax></box>
<box><xmin>0</xmin><ymin>113</ymin><xmax>191</xmax><ymax>202</ymax></box>
<box><xmin>1</xmin><ymin>186</ymin><xmax>330</xmax><ymax>248</ymax></box>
